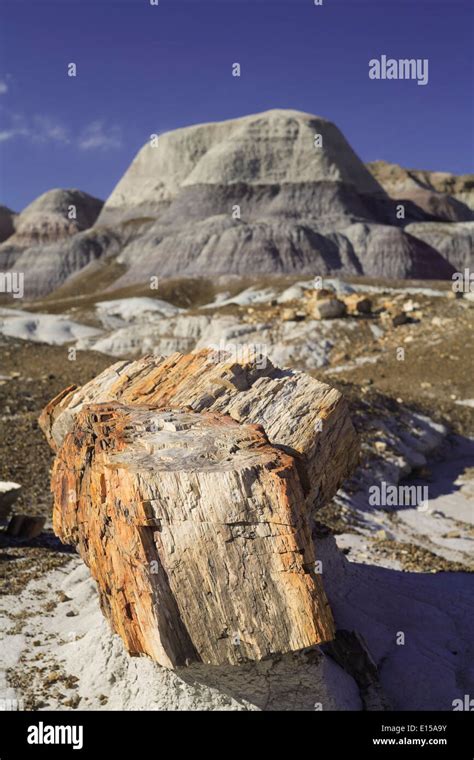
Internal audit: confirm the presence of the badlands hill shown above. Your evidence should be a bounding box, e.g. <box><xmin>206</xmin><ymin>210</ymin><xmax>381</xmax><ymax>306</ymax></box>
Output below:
<box><xmin>0</xmin><ymin>206</ymin><xmax>15</xmax><ymax>244</ymax></box>
<box><xmin>0</xmin><ymin>188</ymin><xmax>104</xmax><ymax>270</ymax></box>
<box><xmin>367</xmin><ymin>160</ymin><xmax>474</xmax><ymax>213</ymax></box>
<box><xmin>1</xmin><ymin>110</ymin><xmax>472</xmax><ymax>298</ymax></box>
<box><xmin>0</xmin><ymin>189</ymin><xmax>111</xmax><ymax>294</ymax></box>
<box><xmin>97</xmin><ymin>109</ymin><xmax>383</xmax><ymax>224</ymax></box>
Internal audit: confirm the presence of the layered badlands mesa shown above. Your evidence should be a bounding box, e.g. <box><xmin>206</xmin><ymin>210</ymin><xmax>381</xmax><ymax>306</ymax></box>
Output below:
<box><xmin>0</xmin><ymin>109</ymin><xmax>472</xmax><ymax>299</ymax></box>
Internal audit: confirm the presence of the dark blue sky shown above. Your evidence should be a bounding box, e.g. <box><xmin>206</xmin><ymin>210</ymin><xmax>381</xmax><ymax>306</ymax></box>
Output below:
<box><xmin>0</xmin><ymin>0</ymin><xmax>472</xmax><ymax>211</ymax></box>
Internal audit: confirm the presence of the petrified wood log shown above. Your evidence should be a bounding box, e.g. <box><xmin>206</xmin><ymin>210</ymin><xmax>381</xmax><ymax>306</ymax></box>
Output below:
<box><xmin>40</xmin><ymin>349</ymin><xmax>359</xmax><ymax>512</ymax></box>
<box><xmin>51</xmin><ymin>404</ymin><xmax>335</xmax><ymax>667</ymax></box>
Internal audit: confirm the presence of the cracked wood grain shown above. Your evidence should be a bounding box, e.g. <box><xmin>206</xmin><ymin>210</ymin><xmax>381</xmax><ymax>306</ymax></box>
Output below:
<box><xmin>40</xmin><ymin>348</ymin><xmax>359</xmax><ymax>512</ymax></box>
<box><xmin>51</xmin><ymin>404</ymin><xmax>335</xmax><ymax>668</ymax></box>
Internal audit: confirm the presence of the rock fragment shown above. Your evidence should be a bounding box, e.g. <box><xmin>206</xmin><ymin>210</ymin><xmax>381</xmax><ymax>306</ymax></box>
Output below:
<box><xmin>51</xmin><ymin>404</ymin><xmax>335</xmax><ymax>667</ymax></box>
<box><xmin>309</xmin><ymin>298</ymin><xmax>347</xmax><ymax>320</ymax></box>
<box><xmin>6</xmin><ymin>514</ymin><xmax>45</xmax><ymax>540</ymax></box>
<box><xmin>0</xmin><ymin>481</ymin><xmax>22</xmax><ymax>521</ymax></box>
<box><xmin>343</xmin><ymin>294</ymin><xmax>372</xmax><ymax>315</ymax></box>
<box><xmin>39</xmin><ymin>349</ymin><xmax>359</xmax><ymax>513</ymax></box>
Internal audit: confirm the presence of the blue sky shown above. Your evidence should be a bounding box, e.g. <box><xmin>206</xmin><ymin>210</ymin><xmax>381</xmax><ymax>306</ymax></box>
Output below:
<box><xmin>0</xmin><ymin>0</ymin><xmax>472</xmax><ymax>211</ymax></box>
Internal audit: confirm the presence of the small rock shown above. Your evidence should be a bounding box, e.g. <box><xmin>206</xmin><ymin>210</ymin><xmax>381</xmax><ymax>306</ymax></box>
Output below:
<box><xmin>0</xmin><ymin>481</ymin><xmax>22</xmax><ymax>521</ymax></box>
<box><xmin>343</xmin><ymin>294</ymin><xmax>372</xmax><ymax>315</ymax></box>
<box><xmin>281</xmin><ymin>307</ymin><xmax>297</xmax><ymax>322</ymax></box>
<box><xmin>64</xmin><ymin>695</ymin><xmax>81</xmax><ymax>708</ymax></box>
<box><xmin>307</xmin><ymin>297</ymin><xmax>347</xmax><ymax>320</ymax></box>
<box><xmin>44</xmin><ymin>671</ymin><xmax>62</xmax><ymax>685</ymax></box>
<box><xmin>6</xmin><ymin>514</ymin><xmax>45</xmax><ymax>540</ymax></box>
<box><xmin>380</xmin><ymin>310</ymin><xmax>408</xmax><ymax>328</ymax></box>
<box><xmin>444</xmin><ymin>530</ymin><xmax>461</xmax><ymax>539</ymax></box>
<box><xmin>402</xmin><ymin>300</ymin><xmax>420</xmax><ymax>313</ymax></box>
<box><xmin>392</xmin><ymin>312</ymin><xmax>409</xmax><ymax>327</ymax></box>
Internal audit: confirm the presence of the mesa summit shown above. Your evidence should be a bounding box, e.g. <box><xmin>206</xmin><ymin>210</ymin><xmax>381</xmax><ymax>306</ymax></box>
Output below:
<box><xmin>369</xmin><ymin>55</ymin><xmax>429</xmax><ymax>85</ymax></box>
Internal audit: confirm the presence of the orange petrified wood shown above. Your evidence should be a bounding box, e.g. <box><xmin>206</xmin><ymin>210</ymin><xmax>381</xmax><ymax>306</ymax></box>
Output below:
<box><xmin>42</xmin><ymin>350</ymin><xmax>359</xmax><ymax>668</ymax></box>
<box><xmin>51</xmin><ymin>403</ymin><xmax>335</xmax><ymax>667</ymax></box>
<box><xmin>40</xmin><ymin>348</ymin><xmax>359</xmax><ymax>513</ymax></box>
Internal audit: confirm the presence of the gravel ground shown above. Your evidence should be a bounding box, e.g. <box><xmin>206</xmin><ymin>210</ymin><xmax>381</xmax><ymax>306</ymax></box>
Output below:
<box><xmin>1</xmin><ymin>283</ymin><xmax>473</xmax><ymax>710</ymax></box>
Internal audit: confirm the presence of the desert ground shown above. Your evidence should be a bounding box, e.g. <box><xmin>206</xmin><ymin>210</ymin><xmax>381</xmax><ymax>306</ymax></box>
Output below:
<box><xmin>1</xmin><ymin>273</ymin><xmax>473</xmax><ymax>711</ymax></box>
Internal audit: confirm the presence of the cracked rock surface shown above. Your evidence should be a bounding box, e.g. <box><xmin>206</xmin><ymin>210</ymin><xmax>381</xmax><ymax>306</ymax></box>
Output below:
<box><xmin>50</xmin><ymin>403</ymin><xmax>335</xmax><ymax>667</ymax></box>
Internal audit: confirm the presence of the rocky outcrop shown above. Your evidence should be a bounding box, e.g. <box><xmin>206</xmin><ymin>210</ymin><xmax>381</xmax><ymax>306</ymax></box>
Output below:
<box><xmin>405</xmin><ymin>221</ymin><xmax>474</xmax><ymax>271</ymax></box>
<box><xmin>113</xmin><ymin>215</ymin><xmax>364</xmax><ymax>287</ymax></box>
<box><xmin>398</xmin><ymin>187</ymin><xmax>472</xmax><ymax>223</ymax></box>
<box><xmin>367</xmin><ymin>160</ymin><xmax>474</xmax><ymax>218</ymax></box>
<box><xmin>3</xmin><ymin>112</ymin><xmax>470</xmax><ymax>297</ymax></box>
<box><xmin>42</xmin><ymin>352</ymin><xmax>359</xmax><ymax>668</ymax></box>
<box><xmin>50</xmin><ymin>404</ymin><xmax>335</xmax><ymax>667</ymax></box>
<box><xmin>10</xmin><ymin>227</ymin><xmax>121</xmax><ymax>299</ymax></box>
<box><xmin>97</xmin><ymin>109</ymin><xmax>383</xmax><ymax>225</ymax></box>
<box><xmin>107</xmin><ymin>215</ymin><xmax>454</xmax><ymax>290</ymax></box>
<box><xmin>92</xmin><ymin>111</ymin><xmax>465</xmax><ymax>286</ymax></box>
<box><xmin>334</xmin><ymin>222</ymin><xmax>455</xmax><ymax>279</ymax></box>
<box><xmin>0</xmin><ymin>206</ymin><xmax>15</xmax><ymax>244</ymax></box>
<box><xmin>0</xmin><ymin>190</ymin><xmax>105</xmax><ymax>298</ymax></box>
<box><xmin>8</xmin><ymin>189</ymin><xmax>103</xmax><ymax>246</ymax></box>
<box><xmin>92</xmin><ymin>110</ymin><xmax>457</xmax><ymax>288</ymax></box>
<box><xmin>39</xmin><ymin>349</ymin><xmax>359</xmax><ymax>512</ymax></box>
